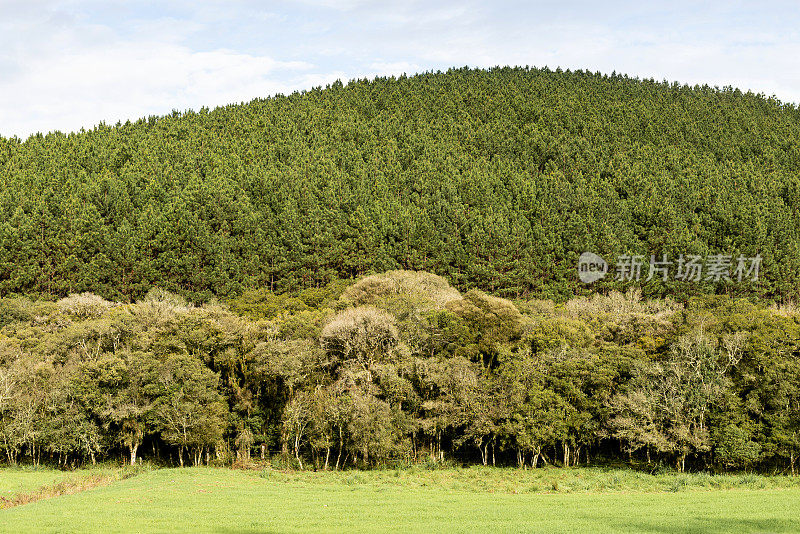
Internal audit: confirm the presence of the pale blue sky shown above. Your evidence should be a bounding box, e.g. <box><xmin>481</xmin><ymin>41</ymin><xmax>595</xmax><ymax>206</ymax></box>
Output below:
<box><xmin>1</xmin><ymin>0</ymin><xmax>798</xmax><ymax>138</ymax></box>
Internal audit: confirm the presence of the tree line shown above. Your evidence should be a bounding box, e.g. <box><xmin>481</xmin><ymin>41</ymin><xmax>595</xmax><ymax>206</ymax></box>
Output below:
<box><xmin>1</xmin><ymin>67</ymin><xmax>799</xmax><ymax>302</ymax></box>
<box><xmin>1</xmin><ymin>271</ymin><xmax>798</xmax><ymax>473</ymax></box>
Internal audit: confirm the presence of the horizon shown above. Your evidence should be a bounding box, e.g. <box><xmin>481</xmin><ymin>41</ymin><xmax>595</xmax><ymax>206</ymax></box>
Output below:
<box><xmin>4</xmin><ymin>65</ymin><xmax>795</xmax><ymax>141</ymax></box>
<box><xmin>2</xmin><ymin>1</ymin><xmax>799</xmax><ymax>139</ymax></box>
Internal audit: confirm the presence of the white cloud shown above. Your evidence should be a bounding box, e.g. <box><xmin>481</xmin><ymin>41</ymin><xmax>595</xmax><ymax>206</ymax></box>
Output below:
<box><xmin>289</xmin><ymin>0</ymin><xmax>373</xmax><ymax>10</ymax></box>
<box><xmin>0</xmin><ymin>2</ymin><xmax>322</xmax><ymax>136</ymax></box>
<box><xmin>0</xmin><ymin>41</ymin><xmax>316</xmax><ymax>136</ymax></box>
<box><xmin>1</xmin><ymin>1</ymin><xmax>799</xmax><ymax>138</ymax></box>
<box><xmin>368</xmin><ymin>61</ymin><xmax>423</xmax><ymax>76</ymax></box>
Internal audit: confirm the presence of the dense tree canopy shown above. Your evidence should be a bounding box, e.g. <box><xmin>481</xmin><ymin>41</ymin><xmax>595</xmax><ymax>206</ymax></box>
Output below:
<box><xmin>1</xmin><ymin>67</ymin><xmax>799</xmax><ymax>302</ymax></box>
<box><xmin>2</xmin><ymin>271</ymin><xmax>800</xmax><ymax>474</ymax></box>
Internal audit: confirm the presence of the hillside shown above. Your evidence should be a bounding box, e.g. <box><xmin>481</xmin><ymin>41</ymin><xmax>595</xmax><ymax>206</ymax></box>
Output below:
<box><xmin>1</xmin><ymin>66</ymin><xmax>799</xmax><ymax>302</ymax></box>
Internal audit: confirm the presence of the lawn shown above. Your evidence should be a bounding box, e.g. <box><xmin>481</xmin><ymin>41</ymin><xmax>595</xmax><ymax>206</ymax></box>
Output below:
<box><xmin>2</xmin><ymin>466</ymin><xmax>800</xmax><ymax>533</ymax></box>
<box><xmin>0</xmin><ymin>466</ymin><xmax>117</xmax><ymax>499</ymax></box>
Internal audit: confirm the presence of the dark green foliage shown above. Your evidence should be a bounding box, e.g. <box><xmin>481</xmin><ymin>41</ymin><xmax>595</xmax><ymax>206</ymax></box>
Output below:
<box><xmin>1</xmin><ymin>67</ymin><xmax>799</xmax><ymax>302</ymax></box>
<box><xmin>228</xmin><ymin>288</ymin><xmax>309</xmax><ymax>320</ymax></box>
<box><xmin>2</xmin><ymin>273</ymin><xmax>800</xmax><ymax>473</ymax></box>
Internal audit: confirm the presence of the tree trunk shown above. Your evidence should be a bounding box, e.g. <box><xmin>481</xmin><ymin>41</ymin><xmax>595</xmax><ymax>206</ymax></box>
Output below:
<box><xmin>325</xmin><ymin>447</ymin><xmax>330</xmax><ymax>471</ymax></box>
<box><xmin>178</xmin><ymin>446</ymin><xmax>184</xmax><ymax>467</ymax></box>
<box><xmin>791</xmin><ymin>450</ymin><xmax>795</xmax><ymax>476</ymax></box>
<box><xmin>129</xmin><ymin>443</ymin><xmax>138</xmax><ymax>466</ymax></box>
<box><xmin>563</xmin><ymin>443</ymin><xmax>569</xmax><ymax>468</ymax></box>
<box><xmin>335</xmin><ymin>429</ymin><xmax>343</xmax><ymax>471</ymax></box>
<box><xmin>295</xmin><ymin>433</ymin><xmax>303</xmax><ymax>470</ymax></box>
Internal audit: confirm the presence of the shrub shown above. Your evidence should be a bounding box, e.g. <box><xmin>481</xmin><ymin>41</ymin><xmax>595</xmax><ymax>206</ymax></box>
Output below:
<box><xmin>0</xmin><ymin>297</ymin><xmax>37</xmax><ymax>327</ymax></box>
<box><xmin>299</xmin><ymin>280</ymin><xmax>348</xmax><ymax>309</ymax></box>
<box><xmin>715</xmin><ymin>424</ymin><xmax>762</xmax><ymax>470</ymax></box>
<box><xmin>130</xmin><ymin>289</ymin><xmax>193</xmax><ymax>327</ymax></box>
<box><xmin>341</xmin><ymin>271</ymin><xmax>461</xmax><ymax>310</ymax></box>
<box><xmin>446</xmin><ymin>289</ymin><xmax>524</xmax><ymax>342</ymax></box>
<box><xmin>563</xmin><ymin>289</ymin><xmax>681</xmax><ymax>347</ymax></box>
<box><xmin>278</xmin><ymin>309</ymin><xmax>335</xmax><ymax>340</ymax></box>
<box><xmin>228</xmin><ymin>289</ymin><xmax>308</xmax><ymax>320</ymax></box>
<box><xmin>320</xmin><ymin>306</ymin><xmax>400</xmax><ymax>364</ymax></box>
<box><xmin>56</xmin><ymin>293</ymin><xmax>114</xmax><ymax>319</ymax></box>
<box><xmin>526</xmin><ymin>316</ymin><xmax>595</xmax><ymax>352</ymax></box>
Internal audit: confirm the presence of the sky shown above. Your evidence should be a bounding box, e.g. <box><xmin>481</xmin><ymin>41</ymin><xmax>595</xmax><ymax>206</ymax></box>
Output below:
<box><xmin>1</xmin><ymin>0</ymin><xmax>799</xmax><ymax>138</ymax></box>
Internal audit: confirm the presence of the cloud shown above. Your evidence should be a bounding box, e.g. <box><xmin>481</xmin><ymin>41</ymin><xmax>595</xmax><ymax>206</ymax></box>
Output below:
<box><xmin>290</xmin><ymin>0</ymin><xmax>367</xmax><ymax>9</ymax></box>
<box><xmin>0</xmin><ymin>3</ymin><xmax>319</xmax><ymax>137</ymax></box>
<box><xmin>368</xmin><ymin>61</ymin><xmax>424</xmax><ymax>76</ymax></box>
<box><xmin>1</xmin><ymin>1</ymin><xmax>799</xmax><ymax>138</ymax></box>
<box><xmin>0</xmin><ymin>42</ymin><xmax>316</xmax><ymax>136</ymax></box>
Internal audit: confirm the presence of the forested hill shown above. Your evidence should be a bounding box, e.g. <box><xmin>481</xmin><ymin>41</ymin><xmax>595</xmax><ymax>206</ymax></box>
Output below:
<box><xmin>1</xmin><ymin>66</ymin><xmax>799</xmax><ymax>302</ymax></box>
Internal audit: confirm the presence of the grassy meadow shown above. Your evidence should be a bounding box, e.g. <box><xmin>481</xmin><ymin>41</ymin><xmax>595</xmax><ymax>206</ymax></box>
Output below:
<box><xmin>2</xmin><ymin>466</ymin><xmax>800</xmax><ymax>533</ymax></box>
<box><xmin>0</xmin><ymin>466</ymin><xmax>120</xmax><ymax>499</ymax></box>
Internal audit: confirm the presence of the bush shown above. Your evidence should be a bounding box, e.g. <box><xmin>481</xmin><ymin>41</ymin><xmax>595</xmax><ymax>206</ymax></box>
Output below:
<box><xmin>446</xmin><ymin>289</ymin><xmax>523</xmax><ymax>342</ymax></box>
<box><xmin>525</xmin><ymin>316</ymin><xmax>595</xmax><ymax>352</ymax></box>
<box><xmin>228</xmin><ymin>289</ymin><xmax>308</xmax><ymax>320</ymax></box>
<box><xmin>56</xmin><ymin>293</ymin><xmax>114</xmax><ymax>319</ymax></box>
<box><xmin>277</xmin><ymin>309</ymin><xmax>335</xmax><ymax>340</ymax></box>
<box><xmin>715</xmin><ymin>424</ymin><xmax>762</xmax><ymax>469</ymax></box>
<box><xmin>563</xmin><ymin>289</ymin><xmax>680</xmax><ymax>347</ymax></box>
<box><xmin>299</xmin><ymin>281</ymin><xmax>348</xmax><ymax>309</ymax></box>
<box><xmin>320</xmin><ymin>306</ymin><xmax>400</xmax><ymax>364</ymax></box>
<box><xmin>341</xmin><ymin>271</ymin><xmax>461</xmax><ymax>310</ymax></box>
<box><xmin>130</xmin><ymin>289</ymin><xmax>193</xmax><ymax>327</ymax></box>
<box><xmin>0</xmin><ymin>297</ymin><xmax>37</xmax><ymax>327</ymax></box>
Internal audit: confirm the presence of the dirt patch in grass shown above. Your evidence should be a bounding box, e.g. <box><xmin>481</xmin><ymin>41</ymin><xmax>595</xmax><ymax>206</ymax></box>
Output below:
<box><xmin>0</xmin><ymin>472</ymin><xmax>127</xmax><ymax>509</ymax></box>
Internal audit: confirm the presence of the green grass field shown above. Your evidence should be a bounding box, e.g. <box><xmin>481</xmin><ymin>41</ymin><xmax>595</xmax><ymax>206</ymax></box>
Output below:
<box><xmin>2</xmin><ymin>466</ymin><xmax>800</xmax><ymax>533</ymax></box>
<box><xmin>0</xmin><ymin>466</ymin><xmax>117</xmax><ymax>498</ymax></box>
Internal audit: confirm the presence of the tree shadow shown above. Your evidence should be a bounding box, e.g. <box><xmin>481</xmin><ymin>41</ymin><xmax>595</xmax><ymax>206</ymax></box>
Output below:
<box><xmin>595</xmin><ymin>516</ymin><xmax>795</xmax><ymax>533</ymax></box>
